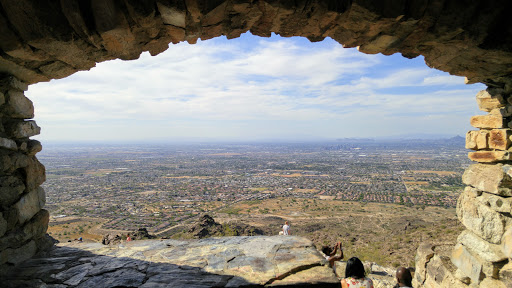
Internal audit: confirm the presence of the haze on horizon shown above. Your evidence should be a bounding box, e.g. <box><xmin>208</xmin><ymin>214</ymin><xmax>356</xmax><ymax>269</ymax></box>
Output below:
<box><xmin>27</xmin><ymin>33</ymin><xmax>485</xmax><ymax>143</ymax></box>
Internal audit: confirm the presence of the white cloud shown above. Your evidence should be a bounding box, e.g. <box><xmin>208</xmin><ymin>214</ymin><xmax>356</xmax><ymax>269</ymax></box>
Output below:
<box><xmin>27</xmin><ymin>34</ymin><xmax>485</xmax><ymax>142</ymax></box>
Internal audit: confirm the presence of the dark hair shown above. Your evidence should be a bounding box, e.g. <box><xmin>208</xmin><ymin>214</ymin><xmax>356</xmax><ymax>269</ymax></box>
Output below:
<box><xmin>345</xmin><ymin>257</ymin><xmax>365</xmax><ymax>279</ymax></box>
<box><xmin>322</xmin><ymin>246</ymin><xmax>332</xmax><ymax>255</ymax></box>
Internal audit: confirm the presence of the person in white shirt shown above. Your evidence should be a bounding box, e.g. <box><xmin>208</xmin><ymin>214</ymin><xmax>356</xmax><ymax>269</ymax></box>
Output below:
<box><xmin>282</xmin><ymin>221</ymin><xmax>290</xmax><ymax>235</ymax></box>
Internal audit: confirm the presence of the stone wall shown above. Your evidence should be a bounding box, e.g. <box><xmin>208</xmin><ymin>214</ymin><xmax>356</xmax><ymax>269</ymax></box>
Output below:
<box><xmin>0</xmin><ymin>75</ymin><xmax>48</xmax><ymax>266</ymax></box>
<box><xmin>414</xmin><ymin>88</ymin><xmax>512</xmax><ymax>288</ymax></box>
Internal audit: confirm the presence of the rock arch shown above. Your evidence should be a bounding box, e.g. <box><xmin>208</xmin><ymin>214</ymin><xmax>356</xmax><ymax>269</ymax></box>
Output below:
<box><xmin>0</xmin><ymin>1</ymin><xmax>511</xmax><ymax>287</ymax></box>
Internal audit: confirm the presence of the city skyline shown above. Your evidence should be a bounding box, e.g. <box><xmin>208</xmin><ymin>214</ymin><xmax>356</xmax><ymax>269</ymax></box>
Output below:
<box><xmin>27</xmin><ymin>32</ymin><xmax>485</xmax><ymax>143</ymax></box>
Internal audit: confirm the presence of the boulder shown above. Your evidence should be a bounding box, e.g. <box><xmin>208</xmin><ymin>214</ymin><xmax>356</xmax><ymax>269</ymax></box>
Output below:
<box><xmin>499</xmin><ymin>262</ymin><xmax>512</xmax><ymax>288</ymax></box>
<box><xmin>0</xmin><ymin>137</ymin><xmax>17</xmax><ymax>151</ymax></box>
<box><xmin>0</xmin><ymin>240</ymin><xmax>37</xmax><ymax>265</ymax></box>
<box><xmin>462</xmin><ymin>163</ymin><xmax>512</xmax><ymax>196</ymax></box>
<box><xmin>457</xmin><ymin>187</ymin><xmax>507</xmax><ymax>244</ymax></box>
<box><xmin>0</xmin><ymin>175</ymin><xmax>25</xmax><ymax>209</ymax></box>
<box><xmin>4</xmin><ymin>90</ymin><xmax>34</xmax><ymax>119</ymax></box>
<box><xmin>4</xmin><ymin>120</ymin><xmax>40</xmax><ymax>139</ymax></box>
<box><xmin>457</xmin><ymin>230</ymin><xmax>507</xmax><ymax>262</ymax></box>
<box><xmin>451</xmin><ymin>244</ymin><xmax>484</xmax><ymax>284</ymax></box>
<box><xmin>476</xmin><ymin>90</ymin><xmax>506</xmax><ymax>112</ymax></box>
<box><xmin>0</xmin><ymin>209</ymin><xmax>49</xmax><ymax>251</ymax></box>
<box><xmin>101</xmin><ymin>233</ymin><xmax>122</xmax><ymax>245</ymax></box>
<box><xmin>23</xmin><ymin>156</ymin><xmax>45</xmax><ymax>191</ymax></box>
<box><xmin>13</xmin><ymin>187</ymin><xmax>45</xmax><ymax>225</ymax></box>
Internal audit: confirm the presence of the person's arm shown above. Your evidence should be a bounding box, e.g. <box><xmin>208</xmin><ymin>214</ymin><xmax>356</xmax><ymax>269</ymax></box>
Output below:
<box><xmin>341</xmin><ymin>278</ymin><xmax>348</xmax><ymax>288</ymax></box>
<box><xmin>329</xmin><ymin>243</ymin><xmax>338</xmax><ymax>257</ymax></box>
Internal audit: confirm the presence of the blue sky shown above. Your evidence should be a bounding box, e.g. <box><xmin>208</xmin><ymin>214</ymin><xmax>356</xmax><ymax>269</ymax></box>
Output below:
<box><xmin>27</xmin><ymin>32</ymin><xmax>485</xmax><ymax>143</ymax></box>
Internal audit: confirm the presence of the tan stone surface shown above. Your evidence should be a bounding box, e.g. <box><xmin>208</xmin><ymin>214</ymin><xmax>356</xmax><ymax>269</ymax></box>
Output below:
<box><xmin>476</xmin><ymin>90</ymin><xmax>506</xmax><ymax>112</ymax></box>
<box><xmin>489</xmin><ymin>129</ymin><xmax>512</xmax><ymax>150</ymax></box>
<box><xmin>457</xmin><ymin>230</ymin><xmax>507</xmax><ymax>262</ymax></box>
<box><xmin>502</xmin><ymin>227</ymin><xmax>512</xmax><ymax>259</ymax></box>
<box><xmin>451</xmin><ymin>244</ymin><xmax>483</xmax><ymax>284</ymax></box>
<box><xmin>477</xmin><ymin>191</ymin><xmax>512</xmax><ymax>213</ymax></box>
<box><xmin>499</xmin><ymin>263</ymin><xmax>512</xmax><ymax>288</ymax></box>
<box><xmin>457</xmin><ymin>186</ymin><xmax>508</xmax><ymax>244</ymax></box>
<box><xmin>480</xmin><ymin>277</ymin><xmax>508</xmax><ymax>288</ymax></box>
<box><xmin>413</xmin><ymin>243</ymin><xmax>435</xmax><ymax>287</ymax></box>
<box><xmin>470</xmin><ymin>115</ymin><xmax>507</xmax><ymax>129</ymax></box>
<box><xmin>465</xmin><ymin>130</ymin><xmax>478</xmax><ymax>150</ymax></box>
<box><xmin>462</xmin><ymin>163</ymin><xmax>512</xmax><ymax>196</ymax></box>
<box><xmin>468</xmin><ymin>151</ymin><xmax>512</xmax><ymax>163</ymax></box>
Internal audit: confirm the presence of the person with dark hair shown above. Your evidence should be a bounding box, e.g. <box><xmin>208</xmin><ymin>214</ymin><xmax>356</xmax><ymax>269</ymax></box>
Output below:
<box><xmin>341</xmin><ymin>257</ymin><xmax>374</xmax><ymax>288</ymax></box>
<box><xmin>321</xmin><ymin>241</ymin><xmax>344</xmax><ymax>268</ymax></box>
<box><xmin>394</xmin><ymin>267</ymin><xmax>413</xmax><ymax>288</ymax></box>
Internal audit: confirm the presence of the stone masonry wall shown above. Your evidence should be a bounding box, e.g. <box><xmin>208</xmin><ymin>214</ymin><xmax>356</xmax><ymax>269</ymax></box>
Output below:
<box><xmin>0</xmin><ymin>75</ymin><xmax>48</xmax><ymax>267</ymax></box>
<box><xmin>414</xmin><ymin>88</ymin><xmax>512</xmax><ymax>288</ymax></box>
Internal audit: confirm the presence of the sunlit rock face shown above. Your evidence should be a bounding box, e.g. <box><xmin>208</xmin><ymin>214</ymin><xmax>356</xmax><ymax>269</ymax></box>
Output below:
<box><xmin>0</xmin><ymin>0</ymin><xmax>511</xmax><ymax>87</ymax></box>
<box><xmin>0</xmin><ymin>236</ymin><xmax>340</xmax><ymax>288</ymax></box>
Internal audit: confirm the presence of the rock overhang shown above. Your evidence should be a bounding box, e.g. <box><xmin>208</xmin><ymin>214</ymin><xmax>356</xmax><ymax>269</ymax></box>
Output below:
<box><xmin>0</xmin><ymin>0</ymin><xmax>511</xmax><ymax>88</ymax></box>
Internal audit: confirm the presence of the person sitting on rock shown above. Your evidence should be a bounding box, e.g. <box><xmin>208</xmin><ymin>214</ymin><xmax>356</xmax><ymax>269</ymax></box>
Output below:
<box><xmin>341</xmin><ymin>257</ymin><xmax>374</xmax><ymax>288</ymax></box>
<box><xmin>394</xmin><ymin>267</ymin><xmax>413</xmax><ymax>288</ymax></box>
<box><xmin>322</xmin><ymin>241</ymin><xmax>344</xmax><ymax>268</ymax></box>
<box><xmin>126</xmin><ymin>234</ymin><xmax>132</xmax><ymax>242</ymax></box>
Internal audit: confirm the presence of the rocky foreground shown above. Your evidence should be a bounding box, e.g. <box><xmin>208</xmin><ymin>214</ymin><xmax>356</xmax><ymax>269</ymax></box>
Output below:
<box><xmin>0</xmin><ymin>236</ymin><xmax>396</xmax><ymax>288</ymax></box>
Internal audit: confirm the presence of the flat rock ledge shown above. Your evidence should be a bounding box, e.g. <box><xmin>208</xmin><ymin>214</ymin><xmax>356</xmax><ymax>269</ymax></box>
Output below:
<box><xmin>0</xmin><ymin>236</ymin><xmax>340</xmax><ymax>288</ymax></box>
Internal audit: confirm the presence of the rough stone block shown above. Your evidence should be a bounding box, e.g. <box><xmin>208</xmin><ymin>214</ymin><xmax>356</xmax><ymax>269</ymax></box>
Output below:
<box><xmin>489</xmin><ymin>129</ymin><xmax>512</xmax><ymax>150</ymax></box>
<box><xmin>0</xmin><ymin>212</ymin><xmax>6</xmax><ymax>238</ymax></box>
<box><xmin>466</xmin><ymin>130</ymin><xmax>478</xmax><ymax>150</ymax></box>
<box><xmin>4</xmin><ymin>120</ymin><xmax>40</xmax><ymax>138</ymax></box>
<box><xmin>477</xmin><ymin>191</ymin><xmax>511</xmax><ymax>213</ymax></box>
<box><xmin>499</xmin><ymin>263</ymin><xmax>512</xmax><ymax>288</ymax></box>
<box><xmin>470</xmin><ymin>115</ymin><xmax>507</xmax><ymax>129</ymax></box>
<box><xmin>457</xmin><ymin>187</ymin><xmax>507</xmax><ymax>244</ymax></box>
<box><xmin>457</xmin><ymin>230</ymin><xmax>506</xmax><ymax>262</ymax></box>
<box><xmin>0</xmin><ymin>137</ymin><xmax>17</xmax><ymax>150</ymax></box>
<box><xmin>490</xmin><ymin>107</ymin><xmax>512</xmax><ymax>117</ymax></box>
<box><xmin>4</xmin><ymin>90</ymin><xmax>34</xmax><ymax>119</ymax></box>
<box><xmin>451</xmin><ymin>244</ymin><xmax>484</xmax><ymax>284</ymax></box>
<box><xmin>453</xmin><ymin>269</ymin><xmax>471</xmax><ymax>284</ymax></box>
<box><xmin>26</xmin><ymin>139</ymin><xmax>42</xmax><ymax>156</ymax></box>
<box><xmin>0</xmin><ymin>76</ymin><xmax>28</xmax><ymax>92</ymax></box>
<box><xmin>24</xmin><ymin>156</ymin><xmax>45</xmax><ymax>191</ymax></box>
<box><xmin>502</xmin><ymin>227</ymin><xmax>512</xmax><ymax>259</ymax></box>
<box><xmin>0</xmin><ymin>209</ymin><xmax>49</xmax><ymax>251</ymax></box>
<box><xmin>0</xmin><ymin>175</ymin><xmax>25</xmax><ymax>209</ymax></box>
<box><xmin>13</xmin><ymin>187</ymin><xmax>45</xmax><ymax>225</ymax></box>
<box><xmin>0</xmin><ymin>240</ymin><xmax>36</xmax><ymax>265</ymax></box>
<box><xmin>0</xmin><ymin>91</ymin><xmax>4</xmax><ymax>105</ymax></box>
<box><xmin>476</xmin><ymin>130</ymin><xmax>490</xmax><ymax>149</ymax></box>
<box><xmin>413</xmin><ymin>243</ymin><xmax>435</xmax><ymax>287</ymax></box>
<box><xmin>480</xmin><ymin>277</ymin><xmax>508</xmax><ymax>288</ymax></box>
<box><xmin>476</xmin><ymin>90</ymin><xmax>506</xmax><ymax>112</ymax></box>
<box><xmin>462</xmin><ymin>163</ymin><xmax>512</xmax><ymax>196</ymax></box>
<box><xmin>468</xmin><ymin>151</ymin><xmax>512</xmax><ymax>163</ymax></box>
